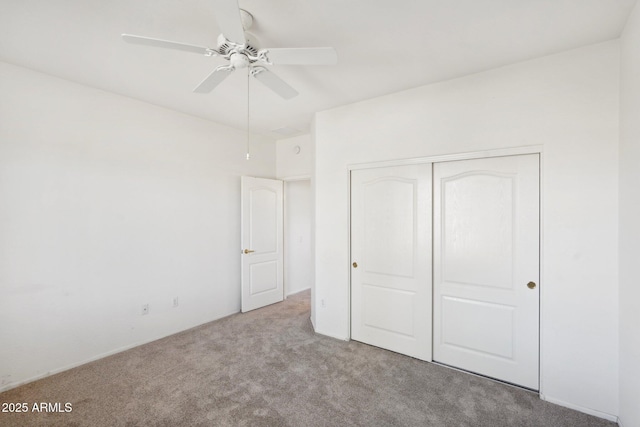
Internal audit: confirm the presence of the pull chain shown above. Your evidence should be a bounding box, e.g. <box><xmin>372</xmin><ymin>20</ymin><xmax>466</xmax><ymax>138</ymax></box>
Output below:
<box><xmin>246</xmin><ymin>68</ymin><xmax>251</xmax><ymax>160</ymax></box>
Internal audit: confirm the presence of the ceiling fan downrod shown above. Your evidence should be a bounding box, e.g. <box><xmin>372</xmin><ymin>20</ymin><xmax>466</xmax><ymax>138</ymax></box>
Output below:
<box><xmin>246</xmin><ymin>67</ymin><xmax>251</xmax><ymax>160</ymax></box>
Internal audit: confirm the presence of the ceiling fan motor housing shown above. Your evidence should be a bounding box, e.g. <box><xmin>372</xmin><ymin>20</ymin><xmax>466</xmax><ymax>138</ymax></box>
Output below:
<box><xmin>217</xmin><ymin>32</ymin><xmax>260</xmax><ymax>59</ymax></box>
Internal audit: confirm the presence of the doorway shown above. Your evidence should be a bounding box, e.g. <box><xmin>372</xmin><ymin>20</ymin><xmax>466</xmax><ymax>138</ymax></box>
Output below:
<box><xmin>240</xmin><ymin>176</ymin><xmax>312</xmax><ymax>312</ymax></box>
<box><xmin>284</xmin><ymin>179</ymin><xmax>312</xmax><ymax>296</ymax></box>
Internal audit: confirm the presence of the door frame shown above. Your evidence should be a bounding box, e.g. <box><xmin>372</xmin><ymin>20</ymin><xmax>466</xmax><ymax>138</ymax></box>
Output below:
<box><xmin>347</xmin><ymin>145</ymin><xmax>545</xmax><ymax>392</ymax></box>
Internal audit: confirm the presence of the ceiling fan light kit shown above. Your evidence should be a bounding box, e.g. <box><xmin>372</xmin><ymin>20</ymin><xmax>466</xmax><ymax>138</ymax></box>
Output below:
<box><xmin>121</xmin><ymin>1</ymin><xmax>337</xmax><ymax>99</ymax></box>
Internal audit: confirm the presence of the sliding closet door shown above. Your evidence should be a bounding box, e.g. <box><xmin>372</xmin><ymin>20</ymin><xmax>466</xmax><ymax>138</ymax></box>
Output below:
<box><xmin>351</xmin><ymin>164</ymin><xmax>432</xmax><ymax>361</ymax></box>
<box><xmin>433</xmin><ymin>154</ymin><xmax>540</xmax><ymax>390</ymax></box>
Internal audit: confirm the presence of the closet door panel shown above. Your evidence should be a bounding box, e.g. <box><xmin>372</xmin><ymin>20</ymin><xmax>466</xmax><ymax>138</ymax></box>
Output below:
<box><xmin>351</xmin><ymin>164</ymin><xmax>432</xmax><ymax>361</ymax></box>
<box><xmin>433</xmin><ymin>154</ymin><xmax>540</xmax><ymax>390</ymax></box>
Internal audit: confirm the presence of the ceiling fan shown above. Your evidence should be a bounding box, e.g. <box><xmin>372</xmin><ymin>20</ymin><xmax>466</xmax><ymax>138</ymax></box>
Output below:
<box><xmin>122</xmin><ymin>0</ymin><xmax>337</xmax><ymax>100</ymax></box>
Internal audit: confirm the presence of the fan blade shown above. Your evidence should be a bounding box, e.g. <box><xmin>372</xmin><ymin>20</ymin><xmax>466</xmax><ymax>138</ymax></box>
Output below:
<box><xmin>261</xmin><ymin>47</ymin><xmax>337</xmax><ymax>65</ymax></box>
<box><xmin>193</xmin><ymin>66</ymin><xmax>234</xmax><ymax>93</ymax></box>
<box><xmin>251</xmin><ymin>67</ymin><xmax>298</xmax><ymax>100</ymax></box>
<box><xmin>211</xmin><ymin>0</ymin><xmax>246</xmax><ymax>45</ymax></box>
<box><xmin>122</xmin><ymin>34</ymin><xmax>212</xmax><ymax>55</ymax></box>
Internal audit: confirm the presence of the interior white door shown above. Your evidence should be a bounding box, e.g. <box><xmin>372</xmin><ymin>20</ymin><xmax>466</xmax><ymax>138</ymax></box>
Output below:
<box><xmin>433</xmin><ymin>154</ymin><xmax>540</xmax><ymax>390</ymax></box>
<box><xmin>351</xmin><ymin>164</ymin><xmax>432</xmax><ymax>360</ymax></box>
<box><xmin>241</xmin><ymin>176</ymin><xmax>283</xmax><ymax>313</ymax></box>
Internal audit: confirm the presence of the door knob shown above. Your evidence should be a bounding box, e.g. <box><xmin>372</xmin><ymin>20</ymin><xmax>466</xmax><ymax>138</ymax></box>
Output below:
<box><xmin>243</xmin><ymin>249</ymin><xmax>255</xmax><ymax>254</ymax></box>
<box><xmin>352</xmin><ymin>262</ymin><xmax>358</xmax><ymax>268</ymax></box>
<box><xmin>527</xmin><ymin>281</ymin><xmax>536</xmax><ymax>289</ymax></box>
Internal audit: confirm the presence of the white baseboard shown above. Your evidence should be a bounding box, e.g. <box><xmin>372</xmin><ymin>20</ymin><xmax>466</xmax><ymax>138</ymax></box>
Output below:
<box><xmin>310</xmin><ymin>316</ymin><xmax>316</xmax><ymax>331</ymax></box>
<box><xmin>313</xmin><ymin>328</ymin><xmax>349</xmax><ymax>341</ymax></box>
<box><xmin>286</xmin><ymin>287</ymin><xmax>311</xmax><ymax>297</ymax></box>
<box><xmin>540</xmin><ymin>394</ymin><xmax>619</xmax><ymax>423</ymax></box>
<box><xmin>0</xmin><ymin>309</ymin><xmax>239</xmax><ymax>393</ymax></box>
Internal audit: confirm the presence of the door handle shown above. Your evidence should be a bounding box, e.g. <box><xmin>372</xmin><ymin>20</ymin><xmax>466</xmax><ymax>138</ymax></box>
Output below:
<box><xmin>527</xmin><ymin>281</ymin><xmax>536</xmax><ymax>289</ymax></box>
<box><xmin>243</xmin><ymin>249</ymin><xmax>255</xmax><ymax>254</ymax></box>
<box><xmin>352</xmin><ymin>262</ymin><xmax>358</xmax><ymax>268</ymax></box>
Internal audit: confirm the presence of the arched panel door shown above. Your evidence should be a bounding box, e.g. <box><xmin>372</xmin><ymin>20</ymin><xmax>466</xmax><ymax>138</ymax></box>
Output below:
<box><xmin>433</xmin><ymin>154</ymin><xmax>540</xmax><ymax>390</ymax></box>
<box><xmin>241</xmin><ymin>176</ymin><xmax>283</xmax><ymax>312</ymax></box>
<box><xmin>350</xmin><ymin>164</ymin><xmax>432</xmax><ymax>361</ymax></box>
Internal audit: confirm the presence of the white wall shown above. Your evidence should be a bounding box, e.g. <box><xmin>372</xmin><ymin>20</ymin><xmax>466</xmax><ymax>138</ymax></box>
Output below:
<box><xmin>313</xmin><ymin>41</ymin><xmax>620</xmax><ymax>418</ymax></box>
<box><xmin>0</xmin><ymin>61</ymin><xmax>275</xmax><ymax>390</ymax></box>
<box><xmin>276</xmin><ymin>134</ymin><xmax>312</xmax><ymax>179</ymax></box>
<box><xmin>619</xmin><ymin>3</ymin><xmax>640</xmax><ymax>426</ymax></box>
<box><xmin>284</xmin><ymin>180</ymin><xmax>311</xmax><ymax>296</ymax></box>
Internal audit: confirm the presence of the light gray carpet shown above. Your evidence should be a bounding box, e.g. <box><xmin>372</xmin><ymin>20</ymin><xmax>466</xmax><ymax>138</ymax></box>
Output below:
<box><xmin>0</xmin><ymin>290</ymin><xmax>615</xmax><ymax>426</ymax></box>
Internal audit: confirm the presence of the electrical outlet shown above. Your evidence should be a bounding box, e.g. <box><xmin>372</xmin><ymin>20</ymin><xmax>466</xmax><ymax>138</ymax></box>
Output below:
<box><xmin>173</xmin><ymin>297</ymin><xmax>179</xmax><ymax>308</ymax></box>
<box><xmin>142</xmin><ymin>304</ymin><xmax>149</xmax><ymax>315</ymax></box>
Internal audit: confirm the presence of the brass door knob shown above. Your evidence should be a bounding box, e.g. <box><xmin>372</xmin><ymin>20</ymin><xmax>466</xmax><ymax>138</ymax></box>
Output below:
<box><xmin>243</xmin><ymin>249</ymin><xmax>255</xmax><ymax>254</ymax></box>
<box><xmin>527</xmin><ymin>281</ymin><xmax>536</xmax><ymax>289</ymax></box>
<box><xmin>352</xmin><ymin>262</ymin><xmax>358</xmax><ymax>268</ymax></box>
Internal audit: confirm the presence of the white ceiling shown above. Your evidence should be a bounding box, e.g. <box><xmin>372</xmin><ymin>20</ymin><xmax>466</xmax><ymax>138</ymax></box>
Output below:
<box><xmin>0</xmin><ymin>0</ymin><xmax>636</xmax><ymax>139</ymax></box>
